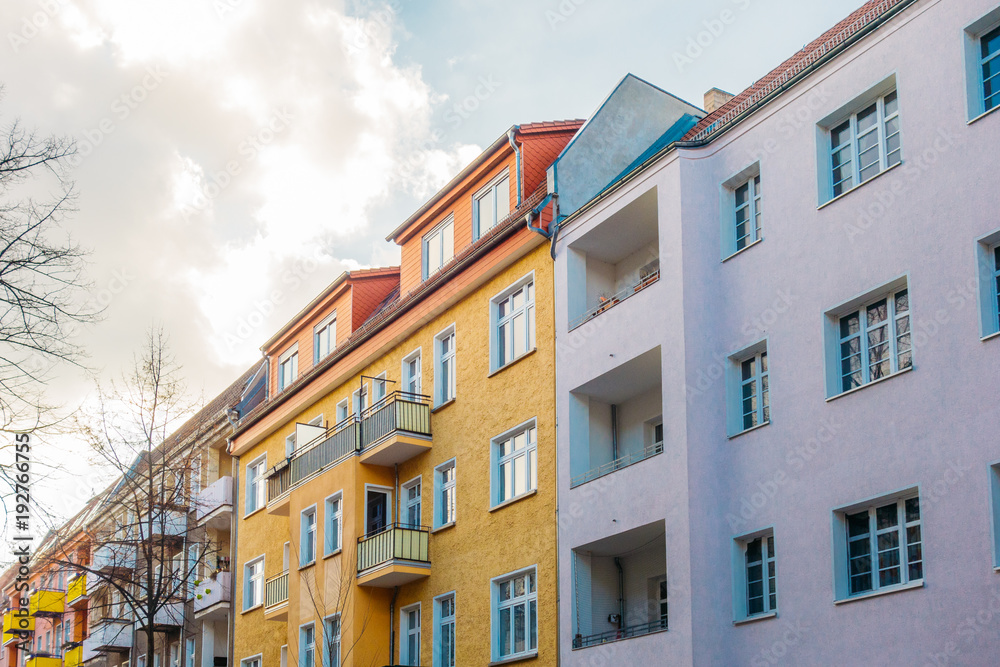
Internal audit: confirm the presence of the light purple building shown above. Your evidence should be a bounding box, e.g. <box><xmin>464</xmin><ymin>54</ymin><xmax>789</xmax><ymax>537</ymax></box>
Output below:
<box><xmin>548</xmin><ymin>0</ymin><xmax>1000</xmax><ymax>663</ymax></box>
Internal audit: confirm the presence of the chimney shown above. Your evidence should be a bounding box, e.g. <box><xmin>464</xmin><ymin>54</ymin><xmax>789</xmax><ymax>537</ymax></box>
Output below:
<box><xmin>703</xmin><ymin>87</ymin><xmax>735</xmax><ymax>114</ymax></box>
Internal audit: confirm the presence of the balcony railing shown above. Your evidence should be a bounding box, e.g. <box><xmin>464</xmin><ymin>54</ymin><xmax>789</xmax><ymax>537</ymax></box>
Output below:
<box><xmin>134</xmin><ymin>602</ymin><xmax>184</xmax><ymax>629</ymax></box>
<box><xmin>28</xmin><ymin>590</ymin><xmax>64</xmax><ymax>617</ymax></box>
<box><xmin>570</xmin><ymin>441</ymin><xmax>664</xmax><ymax>488</ymax></box>
<box><xmin>67</xmin><ymin>575</ymin><xmax>87</xmax><ymax>607</ymax></box>
<box><xmin>264</xmin><ymin>571</ymin><xmax>288</xmax><ymax>610</ymax></box>
<box><xmin>572</xmin><ymin>618</ymin><xmax>668</xmax><ymax>649</ymax></box>
<box><xmin>26</xmin><ymin>655</ymin><xmax>61</xmax><ymax>667</ymax></box>
<box><xmin>267</xmin><ymin>418</ymin><xmax>360</xmax><ymax>501</ymax></box>
<box><xmin>357</xmin><ymin>523</ymin><xmax>430</xmax><ymax>573</ymax></box>
<box><xmin>359</xmin><ymin>392</ymin><xmax>431</xmax><ymax>450</ymax></box>
<box><xmin>193</xmin><ymin>572</ymin><xmax>231</xmax><ymax>614</ymax></box>
<box><xmin>136</xmin><ymin>510</ymin><xmax>186</xmax><ymax>538</ymax></box>
<box><xmin>569</xmin><ymin>263</ymin><xmax>660</xmax><ymax>331</ymax></box>
<box><xmin>83</xmin><ymin>619</ymin><xmax>132</xmax><ymax>652</ymax></box>
<box><xmin>2</xmin><ymin>610</ymin><xmax>33</xmax><ymax>645</ymax></box>
<box><xmin>64</xmin><ymin>645</ymin><xmax>83</xmax><ymax>667</ymax></box>
<box><xmin>91</xmin><ymin>543</ymin><xmax>137</xmax><ymax>571</ymax></box>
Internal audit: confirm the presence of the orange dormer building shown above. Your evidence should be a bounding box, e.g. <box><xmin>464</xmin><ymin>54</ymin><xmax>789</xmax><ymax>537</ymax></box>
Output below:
<box><xmin>230</xmin><ymin>119</ymin><xmax>582</xmax><ymax>667</ymax></box>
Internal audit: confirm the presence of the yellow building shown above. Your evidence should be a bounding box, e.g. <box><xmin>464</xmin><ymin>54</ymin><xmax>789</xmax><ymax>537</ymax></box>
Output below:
<box><xmin>229</xmin><ymin>120</ymin><xmax>582</xmax><ymax>666</ymax></box>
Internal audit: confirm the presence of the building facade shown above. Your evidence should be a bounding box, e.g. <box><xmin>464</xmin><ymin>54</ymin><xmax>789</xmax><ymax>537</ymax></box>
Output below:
<box><xmin>552</xmin><ymin>0</ymin><xmax>1000</xmax><ymax>664</ymax></box>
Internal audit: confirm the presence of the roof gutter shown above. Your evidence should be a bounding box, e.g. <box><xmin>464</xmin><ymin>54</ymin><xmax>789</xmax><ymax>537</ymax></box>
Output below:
<box><xmin>555</xmin><ymin>0</ymin><xmax>916</xmax><ymax>234</ymax></box>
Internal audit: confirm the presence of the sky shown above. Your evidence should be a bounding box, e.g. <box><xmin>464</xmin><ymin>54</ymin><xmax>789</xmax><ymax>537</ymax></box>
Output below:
<box><xmin>0</xmin><ymin>0</ymin><xmax>867</xmax><ymax>529</ymax></box>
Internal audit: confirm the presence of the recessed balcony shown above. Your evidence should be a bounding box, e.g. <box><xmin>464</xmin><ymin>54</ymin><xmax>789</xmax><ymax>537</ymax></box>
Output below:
<box><xmin>2</xmin><ymin>610</ymin><xmax>33</xmax><ymax>646</ymax></box>
<box><xmin>356</xmin><ymin>524</ymin><xmax>430</xmax><ymax>588</ymax></box>
<box><xmin>134</xmin><ymin>602</ymin><xmax>184</xmax><ymax>630</ymax></box>
<box><xmin>267</xmin><ymin>418</ymin><xmax>361</xmax><ymax>515</ymax></box>
<box><xmin>359</xmin><ymin>392</ymin><xmax>432</xmax><ymax>467</ymax></box>
<box><xmin>193</xmin><ymin>572</ymin><xmax>231</xmax><ymax>621</ymax></box>
<box><xmin>83</xmin><ymin>619</ymin><xmax>132</xmax><ymax>652</ymax></box>
<box><xmin>67</xmin><ymin>575</ymin><xmax>88</xmax><ymax>609</ymax></box>
<box><xmin>91</xmin><ymin>543</ymin><xmax>137</xmax><ymax>572</ymax></box>
<box><xmin>28</xmin><ymin>590</ymin><xmax>64</xmax><ymax>617</ymax></box>
<box><xmin>137</xmin><ymin>510</ymin><xmax>186</xmax><ymax>540</ymax></box>
<box><xmin>195</xmin><ymin>476</ymin><xmax>233</xmax><ymax>530</ymax></box>
<box><xmin>263</xmin><ymin>571</ymin><xmax>288</xmax><ymax>621</ymax></box>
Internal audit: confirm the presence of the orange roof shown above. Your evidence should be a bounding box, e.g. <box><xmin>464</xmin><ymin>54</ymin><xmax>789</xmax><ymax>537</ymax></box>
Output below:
<box><xmin>683</xmin><ymin>0</ymin><xmax>912</xmax><ymax>142</ymax></box>
<box><xmin>519</xmin><ymin>119</ymin><xmax>586</xmax><ymax>133</ymax></box>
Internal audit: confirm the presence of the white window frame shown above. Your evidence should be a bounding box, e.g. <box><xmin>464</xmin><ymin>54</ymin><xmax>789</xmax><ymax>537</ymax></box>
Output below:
<box><xmin>490</xmin><ymin>273</ymin><xmax>535</xmax><ymax>372</ymax></box>
<box><xmin>189</xmin><ymin>454</ymin><xmax>202</xmax><ymax>498</ymax></box>
<box><xmin>245</xmin><ymin>454</ymin><xmax>267</xmax><ymax>515</ymax></box>
<box><xmin>434</xmin><ymin>459</ymin><xmax>456</xmax><ymax>529</ymax></box>
<box><xmin>422</xmin><ymin>215</ymin><xmax>455</xmax><ymax>279</ymax></box>
<box><xmin>285</xmin><ymin>433</ymin><xmax>296</xmax><ymax>459</ymax></box>
<box><xmin>322</xmin><ymin>614</ymin><xmax>341</xmax><ymax>667</ymax></box>
<box><xmin>401</xmin><ymin>348</ymin><xmax>422</xmax><ymax>396</ymax></box>
<box><xmin>976</xmin><ymin>231</ymin><xmax>1000</xmax><ymax>338</ymax></box>
<box><xmin>491</xmin><ymin>566</ymin><xmax>538</xmax><ymax>662</ymax></box>
<box><xmin>169</xmin><ymin>642</ymin><xmax>179</xmax><ymax>667</ymax></box>
<box><xmin>726</xmin><ymin>340</ymin><xmax>769</xmax><ymax>437</ymax></box>
<box><xmin>299</xmin><ymin>622</ymin><xmax>316</xmax><ymax>667</ymax></box>
<box><xmin>401</xmin><ymin>476</ymin><xmax>422</xmax><ymax>528</ymax></box>
<box><xmin>965</xmin><ymin>10</ymin><xmax>1000</xmax><ymax>119</ymax></box>
<box><xmin>314</xmin><ymin>311</ymin><xmax>337</xmax><ymax>364</ymax></box>
<box><xmin>719</xmin><ymin>162</ymin><xmax>763</xmax><ymax>259</ymax></box>
<box><xmin>732</xmin><ymin>529</ymin><xmax>777</xmax><ymax>622</ymax></box>
<box><xmin>243</xmin><ymin>556</ymin><xmax>264</xmax><ymax>611</ymax></box>
<box><xmin>836</xmin><ymin>286</ymin><xmax>911</xmax><ymax>394</ymax></box>
<box><xmin>433</xmin><ymin>325</ymin><xmax>456</xmax><ymax>407</ymax></box>
<box><xmin>240</xmin><ymin>656</ymin><xmax>261</xmax><ymax>667</ymax></box>
<box><xmin>352</xmin><ymin>384</ymin><xmax>369</xmax><ymax>418</ymax></box>
<box><xmin>981</xmin><ymin>24</ymin><xmax>1000</xmax><ymax>114</ymax></box>
<box><xmin>399</xmin><ymin>603</ymin><xmax>421</xmax><ymax>667</ymax></box>
<box><xmin>433</xmin><ymin>592</ymin><xmax>456</xmax><ymax>667</ymax></box>
<box><xmin>324</xmin><ymin>492</ymin><xmax>343</xmax><ymax>557</ymax></box>
<box><xmin>363</xmin><ymin>484</ymin><xmax>393</xmax><ymax>536</ymax></box>
<box><xmin>372</xmin><ymin>371</ymin><xmax>388</xmax><ymax>405</ymax></box>
<box><xmin>990</xmin><ymin>461</ymin><xmax>1000</xmax><ymax>570</ymax></box>
<box><xmin>490</xmin><ymin>419</ymin><xmax>538</xmax><ymax>508</ymax></box>
<box><xmin>335</xmin><ymin>399</ymin><xmax>349</xmax><ymax>424</ymax></box>
<box><xmin>832</xmin><ymin>489</ymin><xmax>923</xmax><ymax>601</ymax></box>
<box><xmin>278</xmin><ymin>344</ymin><xmax>299</xmax><ymax>392</ymax></box>
<box><xmin>473</xmin><ymin>170</ymin><xmax>511</xmax><ymax>240</ymax></box>
<box><xmin>300</xmin><ymin>505</ymin><xmax>317</xmax><ymax>567</ymax></box>
<box><xmin>185</xmin><ymin>638</ymin><xmax>195</xmax><ymax>667</ymax></box>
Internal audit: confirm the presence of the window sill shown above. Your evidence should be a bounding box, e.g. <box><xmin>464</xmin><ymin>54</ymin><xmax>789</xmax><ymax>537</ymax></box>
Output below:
<box><xmin>244</xmin><ymin>507</ymin><xmax>266</xmax><ymax>520</ymax></box>
<box><xmin>727</xmin><ymin>420</ymin><xmax>771</xmax><ymax>440</ymax></box>
<box><xmin>722</xmin><ymin>238</ymin><xmax>763</xmax><ymax>263</ymax></box>
<box><xmin>432</xmin><ymin>398</ymin><xmax>456</xmax><ymax>414</ymax></box>
<box><xmin>322</xmin><ymin>548</ymin><xmax>342</xmax><ymax>560</ymax></box>
<box><xmin>734</xmin><ymin>611</ymin><xmax>777</xmax><ymax>626</ymax></box>
<box><xmin>982</xmin><ymin>330</ymin><xmax>1000</xmax><ymax>342</ymax></box>
<box><xmin>968</xmin><ymin>104</ymin><xmax>1000</xmax><ymax>125</ymax></box>
<box><xmin>241</xmin><ymin>604</ymin><xmax>262</xmax><ymax>615</ymax></box>
<box><xmin>298</xmin><ymin>561</ymin><xmax>315</xmax><ymax>571</ymax></box>
<box><xmin>489</xmin><ymin>489</ymin><xmax>537</xmax><ymax>513</ymax></box>
<box><xmin>489</xmin><ymin>651</ymin><xmax>538</xmax><ymax>666</ymax></box>
<box><xmin>488</xmin><ymin>348</ymin><xmax>538</xmax><ymax>378</ymax></box>
<box><xmin>817</xmin><ymin>161</ymin><xmax>903</xmax><ymax>211</ymax></box>
<box><xmin>834</xmin><ymin>579</ymin><xmax>924</xmax><ymax>605</ymax></box>
<box><xmin>431</xmin><ymin>521</ymin><xmax>456</xmax><ymax>534</ymax></box>
<box><xmin>825</xmin><ymin>365</ymin><xmax>912</xmax><ymax>402</ymax></box>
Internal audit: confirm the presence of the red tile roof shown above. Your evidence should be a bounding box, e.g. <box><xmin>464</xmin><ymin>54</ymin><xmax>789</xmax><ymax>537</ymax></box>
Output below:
<box><xmin>683</xmin><ymin>0</ymin><xmax>913</xmax><ymax>142</ymax></box>
<box><xmin>519</xmin><ymin>119</ymin><xmax>586</xmax><ymax>133</ymax></box>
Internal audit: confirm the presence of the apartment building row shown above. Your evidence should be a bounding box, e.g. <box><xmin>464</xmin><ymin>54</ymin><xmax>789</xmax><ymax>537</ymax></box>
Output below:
<box><xmin>4</xmin><ymin>0</ymin><xmax>999</xmax><ymax>665</ymax></box>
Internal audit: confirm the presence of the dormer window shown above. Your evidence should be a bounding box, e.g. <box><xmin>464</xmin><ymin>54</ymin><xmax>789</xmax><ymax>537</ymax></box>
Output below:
<box><xmin>473</xmin><ymin>172</ymin><xmax>511</xmax><ymax>240</ymax></box>
<box><xmin>278</xmin><ymin>344</ymin><xmax>298</xmax><ymax>391</ymax></box>
<box><xmin>314</xmin><ymin>312</ymin><xmax>336</xmax><ymax>363</ymax></box>
<box><xmin>423</xmin><ymin>215</ymin><xmax>455</xmax><ymax>280</ymax></box>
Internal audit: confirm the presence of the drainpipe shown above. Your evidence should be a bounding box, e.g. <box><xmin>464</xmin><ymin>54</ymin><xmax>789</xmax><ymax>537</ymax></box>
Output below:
<box><xmin>614</xmin><ymin>557</ymin><xmax>625</xmax><ymax>631</ymax></box>
<box><xmin>228</xmin><ymin>456</ymin><xmax>239</xmax><ymax>667</ymax></box>
<box><xmin>548</xmin><ymin>193</ymin><xmax>561</xmax><ymax>260</ymax></box>
<box><xmin>507</xmin><ymin>127</ymin><xmax>523</xmax><ymax>207</ymax></box>
<box><xmin>610</xmin><ymin>405</ymin><xmax>618</xmax><ymax>462</ymax></box>
<box><xmin>389</xmin><ymin>586</ymin><xmax>399</xmax><ymax>666</ymax></box>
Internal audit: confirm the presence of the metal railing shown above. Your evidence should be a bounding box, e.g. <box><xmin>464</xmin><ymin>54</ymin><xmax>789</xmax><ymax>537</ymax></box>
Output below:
<box><xmin>267</xmin><ymin>418</ymin><xmax>360</xmax><ymax>501</ymax></box>
<box><xmin>572</xmin><ymin>618</ymin><xmax>668</xmax><ymax>649</ymax></box>
<box><xmin>570</xmin><ymin>441</ymin><xmax>664</xmax><ymax>488</ymax></box>
<box><xmin>359</xmin><ymin>391</ymin><xmax>431</xmax><ymax>450</ymax></box>
<box><xmin>356</xmin><ymin>524</ymin><xmax>430</xmax><ymax>573</ymax></box>
<box><xmin>264</xmin><ymin>571</ymin><xmax>288</xmax><ymax>609</ymax></box>
<box><xmin>569</xmin><ymin>266</ymin><xmax>660</xmax><ymax>331</ymax></box>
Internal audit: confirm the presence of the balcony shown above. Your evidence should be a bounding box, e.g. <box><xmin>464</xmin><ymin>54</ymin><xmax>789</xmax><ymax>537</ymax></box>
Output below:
<box><xmin>92</xmin><ymin>543</ymin><xmax>137</xmax><ymax>572</ymax></box>
<box><xmin>67</xmin><ymin>575</ymin><xmax>88</xmax><ymax>609</ymax></box>
<box><xmin>2</xmin><ymin>609</ymin><xmax>33</xmax><ymax>646</ymax></box>
<box><xmin>263</xmin><ymin>571</ymin><xmax>288</xmax><ymax>621</ymax></box>
<box><xmin>359</xmin><ymin>392</ymin><xmax>432</xmax><ymax>467</ymax></box>
<box><xmin>569</xmin><ymin>347</ymin><xmax>663</xmax><ymax>488</ymax></box>
<box><xmin>195</xmin><ymin>476</ymin><xmax>233</xmax><ymax>530</ymax></box>
<box><xmin>28</xmin><ymin>590</ymin><xmax>64</xmax><ymax>617</ymax></box>
<box><xmin>64</xmin><ymin>645</ymin><xmax>83</xmax><ymax>667</ymax></box>
<box><xmin>266</xmin><ymin>418</ymin><xmax>361</xmax><ymax>514</ymax></box>
<box><xmin>134</xmin><ymin>602</ymin><xmax>184</xmax><ymax>630</ymax></box>
<box><xmin>136</xmin><ymin>510</ymin><xmax>186</xmax><ymax>540</ymax></box>
<box><xmin>356</xmin><ymin>524</ymin><xmax>430</xmax><ymax>588</ymax></box>
<box><xmin>83</xmin><ymin>619</ymin><xmax>132</xmax><ymax>652</ymax></box>
<box><xmin>193</xmin><ymin>572</ymin><xmax>231</xmax><ymax>621</ymax></box>
<box><xmin>26</xmin><ymin>655</ymin><xmax>61</xmax><ymax>667</ymax></box>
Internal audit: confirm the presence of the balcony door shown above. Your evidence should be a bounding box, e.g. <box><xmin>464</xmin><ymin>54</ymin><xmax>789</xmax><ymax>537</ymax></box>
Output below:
<box><xmin>365</xmin><ymin>487</ymin><xmax>392</xmax><ymax>536</ymax></box>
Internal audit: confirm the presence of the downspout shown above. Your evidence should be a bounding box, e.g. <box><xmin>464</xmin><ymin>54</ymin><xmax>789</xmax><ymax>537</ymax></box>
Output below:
<box><xmin>228</xmin><ymin>452</ymin><xmax>239</xmax><ymax>667</ymax></box>
<box><xmin>614</xmin><ymin>557</ymin><xmax>625</xmax><ymax>631</ymax></box>
<box><xmin>507</xmin><ymin>127</ymin><xmax>523</xmax><ymax>207</ymax></box>
<box><xmin>610</xmin><ymin>405</ymin><xmax>618</xmax><ymax>462</ymax></box>
<box><xmin>389</xmin><ymin>586</ymin><xmax>400</xmax><ymax>666</ymax></box>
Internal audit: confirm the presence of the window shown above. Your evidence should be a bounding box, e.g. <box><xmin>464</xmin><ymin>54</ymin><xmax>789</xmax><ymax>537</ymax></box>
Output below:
<box><xmin>246</xmin><ymin>455</ymin><xmax>267</xmax><ymax>514</ymax></box>
<box><xmin>827</xmin><ymin>89</ymin><xmax>901</xmax><ymax>198</ymax></box>
<box><xmin>434</xmin><ymin>460</ymin><xmax>456</xmax><ymax>528</ymax></box>
<box><xmin>493</xmin><ymin>568</ymin><xmax>537</xmax><ymax>661</ymax></box>
<box><xmin>185</xmin><ymin>638</ymin><xmax>195</xmax><ymax>667</ymax></box>
<box><xmin>64</xmin><ymin>619</ymin><xmax>72</xmax><ymax>645</ymax></box>
<box><xmin>138</xmin><ymin>658</ymin><xmax>147</xmax><ymax>667</ymax></box>
<box><xmin>189</xmin><ymin>454</ymin><xmax>202</xmax><ymax>498</ymax></box>
<box><xmin>991</xmin><ymin>463</ymin><xmax>1000</xmax><ymax>569</ymax></box>
<box><xmin>300</xmin><ymin>506</ymin><xmax>317</xmax><ymax>566</ymax></box>
<box><xmin>322</xmin><ymin>615</ymin><xmax>340</xmax><ymax>667</ymax></box>
<box><xmin>373</xmin><ymin>372</ymin><xmax>387</xmax><ymax>404</ymax></box>
<box><xmin>285</xmin><ymin>433</ymin><xmax>296</xmax><ymax>458</ymax></box>
<box><xmin>434</xmin><ymin>326</ymin><xmax>456</xmax><ymax>406</ymax></box>
<box><xmin>834</xmin><ymin>493</ymin><xmax>922</xmax><ymax>600</ymax></box>
<box><xmin>314</xmin><ymin>312</ymin><xmax>337</xmax><ymax>363</ymax></box>
<box><xmin>240</xmin><ymin>657</ymin><xmax>261</xmax><ymax>667</ymax></box>
<box><xmin>736</xmin><ymin>533</ymin><xmax>776</xmax><ymax>619</ymax></box>
<box><xmin>734</xmin><ymin>174</ymin><xmax>761</xmax><ymax>250</ymax></box>
<box><xmin>423</xmin><ymin>216</ymin><xmax>454</xmax><ymax>279</ymax></box>
<box><xmin>492</xmin><ymin>277</ymin><xmax>535</xmax><ymax>370</ymax></box>
<box><xmin>473</xmin><ymin>172</ymin><xmax>510</xmax><ymax>239</ymax></box>
<box><xmin>170</xmin><ymin>642</ymin><xmax>180</xmax><ymax>667</ymax></box>
<box><xmin>324</xmin><ymin>493</ymin><xmax>342</xmax><ymax>556</ymax></box>
<box><xmin>278</xmin><ymin>345</ymin><xmax>299</xmax><ymax>391</ymax></box>
<box><xmin>739</xmin><ymin>350</ymin><xmax>769</xmax><ymax>431</ymax></box>
<box><xmin>400</xmin><ymin>604</ymin><xmax>421</xmax><ymax>666</ymax></box>
<box><xmin>402</xmin><ymin>478</ymin><xmax>421</xmax><ymax>528</ymax></box>
<box><xmin>492</xmin><ymin>421</ymin><xmax>537</xmax><ymax>507</ymax></box>
<box><xmin>243</xmin><ymin>557</ymin><xmax>264</xmax><ymax>610</ymax></box>
<box><xmin>55</xmin><ymin>624</ymin><xmax>61</xmax><ymax>648</ymax></box>
<box><xmin>353</xmin><ymin>385</ymin><xmax>368</xmax><ymax>417</ymax></box>
<box><xmin>977</xmin><ymin>235</ymin><xmax>1000</xmax><ymax>338</ymax></box>
<box><xmin>335</xmin><ymin>399</ymin><xmax>349</xmax><ymax>423</ymax></box>
<box><xmin>299</xmin><ymin>624</ymin><xmax>315</xmax><ymax>667</ymax></box>
<box><xmin>981</xmin><ymin>25</ymin><xmax>1000</xmax><ymax>113</ymax></box>
<box><xmin>435</xmin><ymin>594</ymin><xmax>455</xmax><ymax>667</ymax></box>
<box><xmin>402</xmin><ymin>349</ymin><xmax>422</xmax><ymax>395</ymax></box>
<box><xmin>837</xmin><ymin>287</ymin><xmax>911</xmax><ymax>393</ymax></box>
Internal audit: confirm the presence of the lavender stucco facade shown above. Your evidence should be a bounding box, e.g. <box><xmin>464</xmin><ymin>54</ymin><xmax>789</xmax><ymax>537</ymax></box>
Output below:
<box><xmin>553</xmin><ymin>0</ymin><xmax>1000</xmax><ymax>664</ymax></box>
